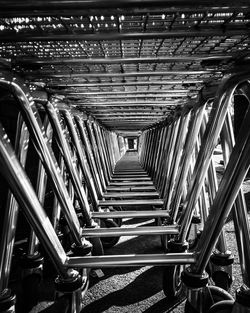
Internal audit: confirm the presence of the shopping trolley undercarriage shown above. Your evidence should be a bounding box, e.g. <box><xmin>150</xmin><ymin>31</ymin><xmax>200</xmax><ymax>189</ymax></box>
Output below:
<box><xmin>0</xmin><ymin>1</ymin><xmax>250</xmax><ymax>313</ymax></box>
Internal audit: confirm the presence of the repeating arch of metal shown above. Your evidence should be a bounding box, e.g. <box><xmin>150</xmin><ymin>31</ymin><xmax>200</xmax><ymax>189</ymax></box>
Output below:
<box><xmin>1</xmin><ymin>69</ymin><xmax>250</xmax><ymax>312</ymax></box>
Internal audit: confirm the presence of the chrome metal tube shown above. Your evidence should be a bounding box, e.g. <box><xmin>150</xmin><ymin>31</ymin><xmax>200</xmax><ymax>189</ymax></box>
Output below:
<box><xmin>0</xmin><ymin>115</ymin><xmax>29</xmax><ymax>292</ymax></box>
<box><xmin>92</xmin><ymin>122</ymin><xmax>109</xmax><ymax>183</ymax></box>
<box><xmin>52</xmin><ymin>155</ymin><xmax>64</xmax><ymax>230</ymax></box>
<box><xmin>82</xmin><ymin>225</ymin><xmax>179</xmax><ymax>237</ymax></box>
<box><xmin>178</xmin><ymin>72</ymin><xmax>250</xmax><ymax>243</ymax></box>
<box><xmin>221</xmin><ymin>112</ymin><xmax>250</xmax><ymax>287</ymax></box>
<box><xmin>162</xmin><ymin>119</ymin><xmax>180</xmax><ymax>199</ymax></box>
<box><xmin>86</xmin><ymin>119</ymin><xmax>106</xmax><ymax>190</ymax></box>
<box><xmin>170</xmin><ymin>104</ymin><xmax>205</xmax><ymax>222</ymax></box>
<box><xmin>28</xmin><ymin>116</ymin><xmax>51</xmax><ymax>255</ymax></box>
<box><xmin>0</xmin><ymin>122</ymin><xmax>68</xmax><ymax>277</ymax></box>
<box><xmin>95</xmin><ymin>124</ymin><xmax>111</xmax><ymax>180</ymax></box>
<box><xmin>0</xmin><ymin>76</ymin><xmax>82</xmax><ymax>245</ymax></box>
<box><xmin>62</xmin><ymin>109</ymin><xmax>99</xmax><ymax>207</ymax></box>
<box><xmin>75</xmin><ymin>116</ymin><xmax>103</xmax><ymax>197</ymax></box>
<box><xmin>200</xmin><ymin>112</ymin><xmax>228</xmax><ymax>252</ymax></box>
<box><xmin>164</xmin><ymin>111</ymin><xmax>191</xmax><ymax>210</ymax></box>
<box><xmin>44</xmin><ymin>101</ymin><xmax>92</xmax><ymax>224</ymax></box>
<box><xmin>66</xmin><ymin>253</ymin><xmax>196</xmax><ymax>268</ymax></box>
<box><xmin>193</xmin><ymin>96</ymin><xmax>250</xmax><ymax>275</ymax></box>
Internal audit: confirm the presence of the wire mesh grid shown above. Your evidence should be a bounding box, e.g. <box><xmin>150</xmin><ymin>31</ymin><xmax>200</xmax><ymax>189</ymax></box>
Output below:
<box><xmin>0</xmin><ymin>3</ymin><xmax>250</xmax><ymax>130</ymax></box>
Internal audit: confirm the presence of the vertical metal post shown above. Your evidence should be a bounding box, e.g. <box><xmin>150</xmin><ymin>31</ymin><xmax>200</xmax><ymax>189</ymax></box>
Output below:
<box><xmin>221</xmin><ymin>111</ymin><xmax>250</xmax><ymax>286</ymax></box>
<box><xmin>170</xmin><ymin>104</ymin><xmax>205</xmax><ymax>222</ymax></box>
<box><xmin>0</xmin><ymin>115</ymin><xmax>29</xmax><ymax>300</ymax></box>
<box><xmin>0</xmin><ymin>121</ymin><xmax>68</xmax><ymax>277</ymax></box>
<box><xmin>44</xmin><ymin>101</ymin><xmax>92</xmax><ymax>225</ymax></box>
<box><xmin>0</xmin><ymin>79</ymin><xmax>82</xmax><ymax>244</ymax></box>
<box><xmin>63</xmin><ymin>110</ymin><xmax>99</xmax><ymax>209</ymax></box>
<box><xmin>189</xmin><ymin>73</ymin><xmax>250</xmax><ymax>275</ymax></box>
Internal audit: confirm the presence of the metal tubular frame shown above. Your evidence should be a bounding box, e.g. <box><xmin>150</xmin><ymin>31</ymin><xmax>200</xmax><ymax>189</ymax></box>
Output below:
<box><xmin>178</xmin><ymin>71</ymin><xmax>250</xmax><ymax>244</ymax></box>
<box><xmin>62</xmin><ymin>109</ymin><xmax>99</xmax><ymax>209</ymax></box>
<box><xmin>0</xmin><ymin>75</ymin><xmax>82</xmax><ymax>245</ymax></box>
<box><xmin>74</xmin><ymin>115</ymin><xmax>104</xmax><ymax>198</ymax></box>
<box><xmin>192</xmin><ymin>86</ymin><xmax>250</xmax><ymax>277</ymax></box>
<box><xmin>43</xmin><ymin>101</ymin><xmax>92</xmax><ymax>225</ymax></box>
<box><xmin>85</xmin><ymin>119</ymin><xmax>107</xmax><ymax>190</ymax></box>
<box><xmin>0</xmin><ymin>114</ymin><xmax>29</xmax><ymax>294</ymax></box>
<box><xmin>221</xmin><ymin>111</ymin><xmax>250</xmax><ymax>287</ymax></box>
<box><xmin>169</xmin><ymin>103</ymin><xmax>206</xmax><ymax>222</ymax></box>
<box><xmin>28</xmin><ymin>115</ymin><xmax>52</xmax><ymax>256</ymax></box>
<box><xmin>0</xmin><ymin>121</ymin><xmax>68</xmax><ymax>277</ymax></box>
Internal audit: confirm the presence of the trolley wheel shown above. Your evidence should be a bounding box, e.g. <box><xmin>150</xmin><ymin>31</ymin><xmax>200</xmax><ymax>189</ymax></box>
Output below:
<box><xmin>163</xmin><ymin>265</ymin><xmax>184</xmax><ymax>299</ymax></box>
<box><xmin>208</xmin><ymin>300</ymin><xmax>234</xmax><ymax>313</ymax></box>
<box><xmin>89</xmin><ymin>237</ymin><xmax>104</xmax><ymax>256</ymax></box>
<box><xmin>21</xmin><ymin>273</ymin><xmax>42</xmax><ymax>310</ymax></box>
<box><xmin>184</xmin><ymin>286</ymin><xmax>234</xmax><ymax>313</ymax></box>
<box><xmin>212</xmin><ymin>271</ymin><xmax>232</xmax><ymax>291</ymax></box>
<box><xmin>100</xmin><ymin>219</ymin><xmax>120</xmax><ymax>249</ymax></box>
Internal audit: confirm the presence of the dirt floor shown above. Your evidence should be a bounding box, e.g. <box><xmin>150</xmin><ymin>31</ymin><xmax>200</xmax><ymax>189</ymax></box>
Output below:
<box><xmin>17</xmin><ymin>148</ymin><xmax>249</xmax><ymax>313</ymax></box>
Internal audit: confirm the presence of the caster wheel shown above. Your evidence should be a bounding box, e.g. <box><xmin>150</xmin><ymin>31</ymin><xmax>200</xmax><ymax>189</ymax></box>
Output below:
<box><xmin>184</xmin><ymin>286</ymin><xmax>234</xmax><ymax>313</ymax></box>
<box><xmin>100</xmin><ymin>219</ymin><xmax>120</xmax><ymax>248</ymax></box>
<box><xmin>208</xmin><ymin>300</ymin><xmax>234</xmax><ymax>313</ymax></box>
<box><xmin>212</xmin><ymin>271</ymin><xmax>232</xmax><ymax>291</ymax></box>
<box><xmin>163</xmin><ymin>265</ymin><xmax>185</xmax><ymax>299</ymax></box>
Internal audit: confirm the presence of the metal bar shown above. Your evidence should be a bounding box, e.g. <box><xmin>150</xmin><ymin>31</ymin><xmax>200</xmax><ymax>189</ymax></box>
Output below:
<box><xmin>98</xmin><ymin>199</ymin><xmax>163</xmax><ymax>206</ymax></box>
<box><xmin>44</xmin><ymin>101</ymin><xmax>92</xmax><ymax>224</ymax></box>
<box><xmin>92</xmin><ymin>111</ymin><xmax>171</xmax><ymax>115</ymax></box>
<box><xmin>193</xmin><ymin>97</ymin><xmax>250</xmax><ymax>275</ymax></box>
<box><xmin>221</xmin><ymin>111</ymin><xmax>250</xmax><ymax>286</ymax></box>
<box><xmin>109</xmin><ymin>181</ymin><xmax>154</xmax><ymax>186</ymax></box>
<box><xmin>92</xmin><ymin>210</ymin><xmax>168</xmax><ymax>219</ymax></box>
<box><xmin>74</xmin><ymin>101</ymin><xmax>181</xmax><ymax>106</ymax></box>
<box><xmin>28</xmin><ymin>116</ymin><xmax>52</xmax><ymax>255</ymax></box>
<box><xmin>159</xmin><ymin>121</ymin><xmax>177</xmax><ymax>198</ymax></box>
<box><xmin>164</xmin><ymin>111</ymin><xmax>191</xmax><ymax>210</ymax></box>
<box><xmin>0</xmin><ymin>76</ymin><xmax>83</xmax><ymax>245</ymax></box>
<box><xmin>18</xmin><ymin>55</ymin><xmax>234</xmax><ymax>65</ymax></box>
<box><xmin>90</xmin><ymin>117</ymin><xmax>172</xmax><ymax>121</ymax></box>
<box><xmin>74</xmin><ymin>116</ymin><xmax>104</xmax><ymax>196</ymax></box>
<box><xmin>66</xmin><ymin>252</ymin><xmax>196</xmax><ymax>268</ymax></box>
<box><xmin>0</xmin><ymin>115</ymin><xmax>29</xmax><ymax>292</ymax></box>
<box><xmin>85</xmin><ymin>119</ymin><xmax>107</xmax><ymax>190</ymax></box>
<box><xmin>51</xmin><ymin>155</ymin><xmax>64</xmax><ymax>229</ymax></box>
<box><xmin>92</xmin><ymin>122</ymin><xmax>110</xmax><ymax>183</ymax></box>
<box><xmin>0</xmin><ymin>121</ymin><xmax>68</xmax><ymax>277</ymax></box>
<box><xmin>51</xmin><ymin>90</ymin><xmax>190</xmax><ymax>95</ymax></box>
<box><xmin>26</xmin><ymin>70</ymin><xmax>220</xmax><ymax>78</ymax></box>
<box><xmin>106</xmin><ymin>186</ymin><xmax>156</xmax><ymax>191</ymax></box>
<box><xmin>62</xmin><ymin>109</ymin><xmax>99</xmax><ymax>207</ymax></box>
<box><xmin>47</xmin><ymin>80</ymin><xmax>204</xmax><ymax>87</ymax></box>
<box><xmin>82</xmin><ymin>225</ymin><xmax>179</xmax><ymax>237</ymax></box>
<box><xmin>2</xmin><ymin>29</ymin><xmax>250</xmax><ymax>42</ymax></box>
<box><xmin>65</xmin><ymin>94</ymin><xmax>191</xmax><ymax>99</ymax></box>
<box><xmin>169</xmin><ymin>104</ymin><xmax>205</xmax><ymax>222</ymax></box>
<box><xmin>178</xmin><ymin>71</ymin><xmax>250</xmax><ymax>243</ymax></box>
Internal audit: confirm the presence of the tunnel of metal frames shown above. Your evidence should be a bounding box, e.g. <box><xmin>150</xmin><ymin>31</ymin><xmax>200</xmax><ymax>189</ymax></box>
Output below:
<box><xmin>1</xmin><ymin>1</ymin><xmax>250</xmax><ymax>313</ymax></box>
